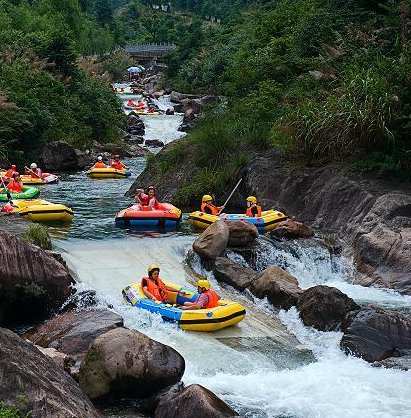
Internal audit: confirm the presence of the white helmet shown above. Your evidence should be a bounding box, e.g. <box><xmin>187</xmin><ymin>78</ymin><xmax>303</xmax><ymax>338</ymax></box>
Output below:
<box><xmin>30</xmin><ymin>163</ymin><xmax>37</xmax><ymax>169</ymax></box>
<box><xmin>97</xmin><ymin>156</ymin><xmax>103</xmax><ymax>161</ymax></box>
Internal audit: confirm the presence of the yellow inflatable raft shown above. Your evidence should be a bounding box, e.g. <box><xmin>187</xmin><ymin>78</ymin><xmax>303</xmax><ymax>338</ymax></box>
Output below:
<box><xmin>2</xmin><ymin>199</ymin><xmax>74</xmax><ymax>222</ymax></box>
<box><xmin>122</xmin><ymin>281</ymin><xmax>246</xmax><ymax>332</ymax></box>
<box><xmin>189</xmin><ymin>209</ymin><xmax>287</xmax><ymax>232</ymax></box>
<box><xmin>86</xmin><ymin>167</ymin><xmax>132</xmax><ymax>179</ymax></box>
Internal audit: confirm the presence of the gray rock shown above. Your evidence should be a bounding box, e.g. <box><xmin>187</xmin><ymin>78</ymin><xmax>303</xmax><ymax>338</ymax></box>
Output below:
<box><xmin>79</xmin><ymin>327</ymin><xmax>185</xmax><ymax>401</ymax></box>
<box><xmin>213</xmin><ymin>257</ymin><xmax>255</xmax><ymax>291</ymax></box>
<box><xmin>226</xmin><ymin>221</ymin><xmax>258</xmax><ymax>247</ymax></box>
<box><xmin>154</xmin><ymin>384</ymin><xmax>238</xmax><ymax>418</ymax></box>
<box><xmin>341</xmin><ymin>305</ymin><xmax>411</xmax><ymax>362</ymax></box>
<box><xmin>145</xmin><ymin>139</ymin><xmax>165</xmax><ymax>148</ymax></box>
<box><xmin>250</xmin><ymin>266</ymin><xmax>302</xmax><ymax>310</ymax></box>
<box><xmin>193</xmin><ymin>221</ymin><xmax>229</xmax><ymax>261</ymax></box>
<box><xmin>40</xmin><ymin>140</ymin><xmax>80</xmax><ymax>170</ymax></box>
<box><xmin>0</xmin><ymin>328</ymin><xmax>101</xmax><ymax>418</ymax></box>
<box><xmin>296</xmin><ymin>285</ymin><xmax>360</xmax><ymax>331</ymax></box>
<box><xmin>0</xmin><ymin>230</ymin><xmax>73</xmax><ymax>326</ymax></box>
<box><xmin>183</xmin><ymin>108</ymin><xmax>196</xmax><ymax>122</ymax></box>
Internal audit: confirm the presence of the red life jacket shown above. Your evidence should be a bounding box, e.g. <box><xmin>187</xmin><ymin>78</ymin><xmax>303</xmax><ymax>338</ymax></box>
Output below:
<box><xmin>7</xmin><ymin>180</ymin><xmax>23</xmax><ymax>192</ymax></box>
<box><xmin>203</xmin><ymin>289</ymin><xmax>219</xmax><ymax>308</ymax></box>
<box><xmin>110</xmin><ymin>160</ymin><xmax>123</xmax><ymax>170</ymax></box>
<box><xmin>201</xmin><ymin>202</ymin><xmax>219</xmax><ymax>216</ymax></box>
<box><xmin>148</xmin><ymin>197</ymin><xmax>159</xmax><ymax>209</ymax></box>
<box><xmin>4</xmin><ymin>169</ymin><xmax>16</xmax><ymax>178</ymax></box>
<box><xmin>136</xmin><ymin>193</ymin><xmax>149</xmax><ymax>205</ymax></box>
<box><xmin>94</xmin><ymin>162</ymin><xmax>106</xmax><ymax>168</ymax></box>
<box><xmin>142</xmin><ymin>276</ymin><xmax>168</xmax><ymax>301</ymax></box>
<box><xmin>246</xmin><ymin>205</ymin><xmax>262</xmax><ymax>218</ymax></box>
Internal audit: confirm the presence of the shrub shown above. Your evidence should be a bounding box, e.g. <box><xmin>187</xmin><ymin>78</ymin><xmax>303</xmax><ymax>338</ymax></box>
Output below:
<box><xmin>22</xmin><ymin>224</ymin><xmax>52</xmax><ymax>250</ymax></box>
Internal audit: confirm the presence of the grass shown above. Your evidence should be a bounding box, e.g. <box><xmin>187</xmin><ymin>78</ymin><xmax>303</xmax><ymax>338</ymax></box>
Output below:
<box><xmin>0</xmin><ymin>397</ymin><xmax>31</xmax><ymax>418</ymax></box>
<box><xmin>22</xmin><ymin>224</ymin><xmax>51</xmax><ymax>250</ymax></box>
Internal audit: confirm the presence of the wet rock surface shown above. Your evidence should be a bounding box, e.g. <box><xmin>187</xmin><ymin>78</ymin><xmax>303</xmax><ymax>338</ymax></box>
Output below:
<box><xmin>243</xmin><ymin>148</ymin><xmax>411</xmax><ymax>294</ymax></box>
<box><xmin>0</xmin><ymin>230</ymin><xmax>73</xmax><ymax>326</ymax></box>
<box><xmin>193</xmin><ymin>220</ymin><xmax>229</xmax><ymax>261</ymax></box>
<box><xmin>250</xmin><ymin>266</ymin><xmax>302</xmax><ymax>310</ymax></box>
<box><xmin>25</xmin><ymin>309</ymin><xmax>124</xmax><ymax>362</ymax></box>
<box><xmin>154</xmin><ymin>384</ymin><xmax>238</xmax><ymax>418</ymax></box>
<box><xmin>79</xmin><ymin>327</ymin><xmax>185</xmax><ymax>401</ymax></box>
<box><xmin>226</xmin><ymin>221</ymin><xmax>258</xmax><ymax>247</ymax></box>
<box><xmin>271</xmin><ymin>219</ymin><xmax>313</xmax><ymax>239</ymax></box>
<box><xmin>297</xmin><ymin>285</ymin><xmax>360</xmax><ymax>331</ymax></box>
<box><xmin>213</xmin><ymin>257</ymin><xmax>256</xmax><ymax>291</ymax></box>
<box><xmin>0</xmin><ymin>328</ymin><xmax>101</xmax><ymax>418</ymax></box>
<box><xmin>341</xmin><ymin>305</ymin><xmax>411</xmax><ymax>362</ymax></box>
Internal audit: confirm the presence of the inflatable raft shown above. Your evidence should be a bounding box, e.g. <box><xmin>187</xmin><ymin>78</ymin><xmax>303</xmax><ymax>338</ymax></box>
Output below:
<box><xmin>115</xmin><ymin>202</ymin><xmax>181</xmax><ymax>229</ymax></box>
<box><xmin>124</xmin><ymin>107</ymin><xmax>159</xmax><ymax>115</ymax></box>
<box><xmin>122</xmin><ymin>281</ymin><xmax>246</xmax><ymax>332</ymax></box>
<box><xmin>188</xmin><ymin>209</ymin><xmax>287</xmax><ymax>231</ymax></box>
<box><xmin>2</xmin><ymin>199</ymin><xmax>73</xmax><ymax>222</ymax></box>
<box><xmin>0</xmin><ymin>186</ymin><xmax>40</xmax><ymax>201</ymax></box>
<box><xmin>86</xmin><ymin>167</ymin><xmax>132</xmax><ymax>179</ymax></box>
<box><xmin>20</xmin><ymin>173</ymin><xmax>58</xmax><ymax>184</ymax></box>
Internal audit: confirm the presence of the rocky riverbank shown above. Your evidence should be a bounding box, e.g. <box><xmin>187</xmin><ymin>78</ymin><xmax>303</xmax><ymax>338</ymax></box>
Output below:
<box><xmin>129</xmin><ymin>145</ymin><xmax>411</xmax><ymax>295</ymax></box>
<box><xmin>190</xmin><ymin>220</ymin><xmax>411</xmax><ymax>370</ymax></box>
<box><xmin>0</xmin><ymin>229</ymin><xmax>241</xmax><ymax>417</ymax></box>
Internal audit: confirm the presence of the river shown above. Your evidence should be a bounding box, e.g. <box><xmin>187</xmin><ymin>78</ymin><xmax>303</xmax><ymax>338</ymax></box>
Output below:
<box><xmin>37</xmin><ymin>95</ymin><xmax>411</xmax><ymax>418</ymax></box>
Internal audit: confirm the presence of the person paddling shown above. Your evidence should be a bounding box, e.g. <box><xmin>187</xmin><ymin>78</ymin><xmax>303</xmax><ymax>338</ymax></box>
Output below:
<box><xmin>4</xmin><ymin>164</ymin><xmax>17</xmax><ymax>179</ymax></box>
<box><xmin>180</xmin><ymin>280</ymin><xmax>220</xmax><ymax>310</ymax></box>
<box><xmin>201</xmin><ymin>195</ymin><xmax>223</xmax><ymax>216</ymax></box>
<box><xmin>25</xmin><ymin>163</ymin><xmax>42</xmax><ymax>178</ymax></box>
<box><xmin>137</xmin><ymin>100</ymin><xmax>147</xmax><ymax>109</ymax></box>
<box><xmin>127</xmin><ymin>99</ymin><xmax>136</xmax><ymax>107</ymax></box>
<box><xmin>142</xmin><ymin>265</ymin><xmax>183</xmax><ymax>303</ymax></box>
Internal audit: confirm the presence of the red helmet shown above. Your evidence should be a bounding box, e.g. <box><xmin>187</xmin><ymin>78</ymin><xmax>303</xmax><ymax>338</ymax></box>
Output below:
<box><xmin>11</xmin><ymin>165</ymin><xmax>16</xmax><ymax>169</ymax></box>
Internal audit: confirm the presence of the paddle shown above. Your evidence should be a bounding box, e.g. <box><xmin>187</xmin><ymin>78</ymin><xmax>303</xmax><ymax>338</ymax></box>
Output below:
<box><xmin>217</xmin><ymin>178</ymin><xmax>243</xmax><ymax>215</ymax></box>
<box><xmin>24</xmin><ymin>166</ymin><xmax>42</xmax><ymax>179</ymax></box>
<box><xmin>0</xmin><ymin>175</ymin><xmax>13</xmax><ymax>203</ymax></box>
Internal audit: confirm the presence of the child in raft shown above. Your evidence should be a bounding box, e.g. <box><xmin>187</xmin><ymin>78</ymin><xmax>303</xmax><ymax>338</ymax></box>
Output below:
<box><xmin>134</xmin><ymin>186</ymin><xmax>159</xmax><ymax>209</ymax></box>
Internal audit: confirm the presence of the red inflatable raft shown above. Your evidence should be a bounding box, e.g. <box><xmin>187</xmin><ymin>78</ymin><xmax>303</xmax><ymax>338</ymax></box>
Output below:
<box><xmin>115</xmin><ymin>202</ymin><xmax>182</xmax><ymax>229</ymax></box>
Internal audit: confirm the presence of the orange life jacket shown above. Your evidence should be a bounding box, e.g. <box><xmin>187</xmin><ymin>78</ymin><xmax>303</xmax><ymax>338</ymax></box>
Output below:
<box><xmin>246</xmin><ymin>205</ymin><xmax>262</xmax><ymax>218</ymax></box>
<box><xmin>30</xmin><ymin>168</ymin><xmax>42</xmax><ymax>178</ymax></box>
<box><xmin>203</xmin><ymin>289</ymin><xmax>219</xmax><ymax>308</ymax></box>
<box><xmin>142</xmin><ymin>276</ymin><xmax>168</xmax><ymax>301</ymax></box>
<box><xmin>94</xmin><ymin>162</ymin><xmax>106</xmax><ymax>168</ymax></box>
<box><xmin>201</xmin><ymin>202</ymin><xmax>220</xmax><ymax>216</ymax></box>
<box><xmin>7</xmin><ymin>180</ymin><xmax>23</xmax><ymax>192</ymax></box>
<box><xmin>5</xmin><ymin>169</ymin><xmax>16</xmax><ymax>178</ymax></box>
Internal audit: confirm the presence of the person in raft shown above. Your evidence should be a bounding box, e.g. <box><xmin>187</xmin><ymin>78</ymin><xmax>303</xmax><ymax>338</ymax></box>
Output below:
<box><xmin>93</xmin><ymin>156</ymin><xmax>106</xmax><ymax>168</ymax></box>
<box><xmin>147</xmin><ymin>106</ymin><xmax>155</xmax><ymax>114</ymax></box>
<box><xmin>110</xmin><ymin>155</ymin><xmax>126</xmax><ymax>170</ymax></box>
<box><xmin>146</xmin><ymin>186</ymin><xmax>159</xmax><ymax>209</ymax></box>
<box><xmin>201</xmin><ymin>195</ymin><xmax>223</xmax><ymax>215</ymax></box>
<box><xmin>7</xmin><ymin>172</ymin><xmax>23</xmax><ymax>192</ymax></box>
<box><xmin>24</xmin><ymin>163</ymin><xmax>42</xmax><ymax>178</ymax></box>
<box><xmin>180</xmin><ymin>279</ymin><xmax>220</xmax><ymax>310</ymax></box>
<box><xmin>127</xmin><ymin>99</ymin><xmax>136</xmax><ymax>107</ymax></box>
<box><xmin>245</xmin><ymin>196</ymin><xmax>262</xmax><ymax>217</ymax></box>
<box><xmin>137</xmin><ymin>100</ymin><xmax>147</xmax><ymax>109</ymax></box>
<box><xmin>134</xmin><ymin>188</ymin><xmax>149</xmax><ymax>204</ymax></box>
<box><xmin>142</xmin><ymin>265</ymin><xmax>183</xmax><ymax>303</ymax></box>
<box><xmin>4</xmin><ymin>164</ymin><xmax>17</xmax><ymax>178</ymax></box>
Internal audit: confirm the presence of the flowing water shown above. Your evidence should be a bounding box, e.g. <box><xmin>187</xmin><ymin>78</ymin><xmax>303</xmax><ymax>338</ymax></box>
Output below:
<box><xmin>33</xmin><ymin>101</ymin><xmax>411</xmax><ymax>418</ymax></box>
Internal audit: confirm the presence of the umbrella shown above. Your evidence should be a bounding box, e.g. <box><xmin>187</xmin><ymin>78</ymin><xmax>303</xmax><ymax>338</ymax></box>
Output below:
<box><xmin>127</xmin><ymin>67</ymin><xmax>142</xmax><ymax>73</ymax></box>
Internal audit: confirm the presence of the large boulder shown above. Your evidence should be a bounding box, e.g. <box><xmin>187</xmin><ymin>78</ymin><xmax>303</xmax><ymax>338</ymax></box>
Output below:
<box><xmin>154</xmin><ymin>384</ymin><xmax>238</xmax><ymax>418</ymax></box>
<box><xmin>296</xmin><ymin>285</ymin><xmax>360</xmax><ymax>331</ymax></box>
<box><xmin>193</xmin><ymin>221</ymin><xmax>229</xmax><ymax>261</ymax></box>
<box><xmin>213</xmin><ymin>258</ymin><xmax>255</xmax><ymax>291</ymax></box>
<box><xmin>200</xmin><ymin>95</ymin><xmax>220</xmax><ymax>106</ymax></box>
<box><xmin>372</xmin><ymin>352</ymin><xmax>411</xmax><ymax>371</ymax></box>
<box><xmin>40</xmin><ymin>140</ymin><xmax>80</xmax><ymax>170</ymax></box>
<box><xmin>226</xmin><ymin>221</ymin><xmax>258</xmax><ymax>247</ymax></box>
<box><xmin>0</xmin><ymin>328</ymin><xmax>101</xmax><ymax>418</ymax></box>
<box><xmin>139</xmin><ymin>382</ymin><xmax>185</xmax><ymax>414</ymax></box>
<box><xmin>250</xmin><ymin>266</ymin><xmax>302</xmax><ymax>310</ymax></box>
<box><xmin>0</xmin><ymin>230</ymin><xmax>73</xmax><ymax>326</ymax></box>
<box><xmin>271</xmin><ymin>219</ymin><xmax>313</xmax><ymax>239</ymax></box>
<box><xmin>340</xmin><ymin>305</ymin><xmax>411</xmax><ymax>362</ymax></box>
<box><xmin>25</xmin><ymin>309</ymin><xmax>124</xmax><ymax>363</ymax></box>
<box><xmin>145</xmin><ymin>139</ymin><xmax>165</xmax><ymax>148</ymax></box>
<box><xmin>79</xmin><ymin>327</ymin><xmax>185</xmax><ymax>401</ymax></box>
<box><xmin>183</xmin><ymin>108</ymin><xmax>196</xmax><ymax>122</ymax></box>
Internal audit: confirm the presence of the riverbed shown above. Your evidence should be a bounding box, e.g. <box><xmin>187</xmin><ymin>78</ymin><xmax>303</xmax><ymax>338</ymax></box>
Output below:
<box><xmin>34</xmin><ymin>96</ymin><xmax>411</xmax><ymax>418</ymax></box>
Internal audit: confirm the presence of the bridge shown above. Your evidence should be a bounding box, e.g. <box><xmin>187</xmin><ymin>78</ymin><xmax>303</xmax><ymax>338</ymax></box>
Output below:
<box><xmin>125</xmin><ymin>43</ymin><xmax>177</xmax><ymax>58</ymax></box>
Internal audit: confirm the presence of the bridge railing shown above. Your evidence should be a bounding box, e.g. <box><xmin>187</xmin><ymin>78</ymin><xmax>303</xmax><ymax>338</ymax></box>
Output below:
<box><xmin>125</xmin><ymin>43</ymin><xmax>177</xmax><ymax>55</ymax></box>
